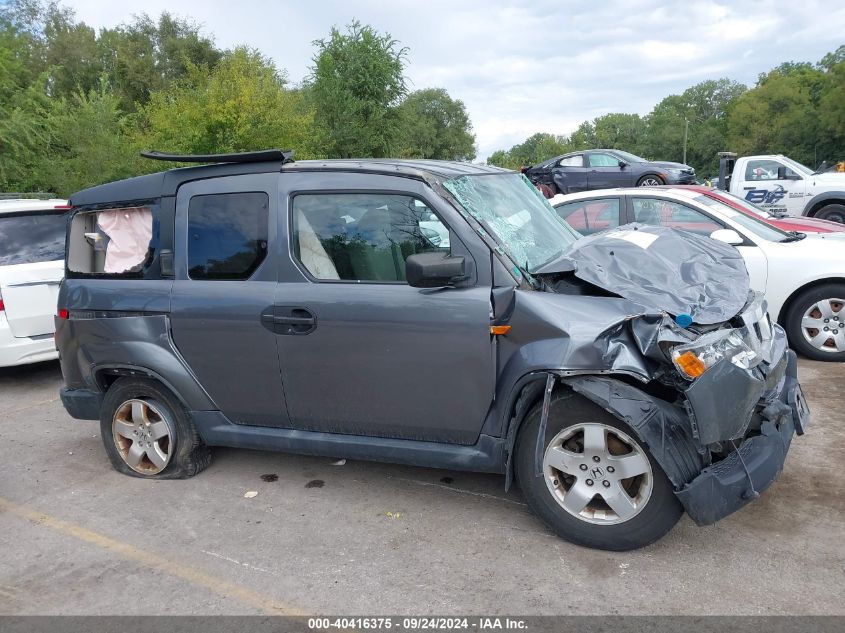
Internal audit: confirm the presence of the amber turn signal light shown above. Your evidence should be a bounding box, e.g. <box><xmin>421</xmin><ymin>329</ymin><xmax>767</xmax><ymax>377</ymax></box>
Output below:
<box><xmin>674</xmin><ymin>351</ymin><xmax>706</xmax><ymax>378</ymax></box>
<box><xmin>490</xmin><ymin>325</ymin><xmax>511</xmax><ymax>336</ymax></box>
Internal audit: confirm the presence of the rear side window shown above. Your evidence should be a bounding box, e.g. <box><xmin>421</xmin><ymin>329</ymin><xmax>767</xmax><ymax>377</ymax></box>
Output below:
<box><xmin>0</xmin><ymin>212</ymin><xmax>67</xmax><ymax>266</ymax></box>
<box><xmin>67</xmin><ymin>205</ymin><xmax>158</xmax><ymax>277</ymax></box>
<box><xmin>188</xmin><ymin>192</ymin><xmax>269</xmax><ymax>280</ymax></box>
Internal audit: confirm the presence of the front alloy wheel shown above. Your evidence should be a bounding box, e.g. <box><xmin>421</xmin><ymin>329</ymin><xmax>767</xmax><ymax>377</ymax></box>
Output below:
<box><xmin>637</xmin><ymin>176</ymin><xmax>663</xmax><ymax>186</ymax></box>
<box><xmin>516</xmin><ymin>391</ymin><xmax>683</xmax><ymax>550</ymax></box>
<box><xmin>543</xmin><ymin>423</ymin><xmax>653</xmax><ymax>524</ymax></box>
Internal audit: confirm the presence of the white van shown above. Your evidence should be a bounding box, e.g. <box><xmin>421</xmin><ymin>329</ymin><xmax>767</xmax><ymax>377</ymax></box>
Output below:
<box><xmin>0</xmin><ymin>198</ymin><xmax>69</xmax><ymax>367</ymax></box>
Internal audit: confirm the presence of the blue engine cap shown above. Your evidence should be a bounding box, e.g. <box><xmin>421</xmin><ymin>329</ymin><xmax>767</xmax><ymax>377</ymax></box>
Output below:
<box><xmin>675</xmin><ymin>313</ymin><xmax>693</xmax><ymax>328</ymax></box>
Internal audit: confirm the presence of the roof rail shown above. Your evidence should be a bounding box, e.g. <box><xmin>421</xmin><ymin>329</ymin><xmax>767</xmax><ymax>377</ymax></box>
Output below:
<box><xmin>140</xmin><ymin>149</ymin><xmax>294</xmax><ymax>164</ymax></box>
<box><xmin>0</xmin><ymin>192</ymin><xmax>58</xmax><ymax>200</ymax></box>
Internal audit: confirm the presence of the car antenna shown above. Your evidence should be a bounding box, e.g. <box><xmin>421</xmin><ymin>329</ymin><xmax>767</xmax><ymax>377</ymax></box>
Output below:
<box><xmin>140</xmin><ymin>149</ymin><xmax>294</xmax><ymax>164</ymax></box>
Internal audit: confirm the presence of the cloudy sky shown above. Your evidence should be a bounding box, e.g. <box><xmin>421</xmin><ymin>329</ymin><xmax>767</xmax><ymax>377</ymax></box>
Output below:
<box><xmin>65</xmin><ymin>0</ymin><xmax>844</xmax><ymax>160</ymax></box>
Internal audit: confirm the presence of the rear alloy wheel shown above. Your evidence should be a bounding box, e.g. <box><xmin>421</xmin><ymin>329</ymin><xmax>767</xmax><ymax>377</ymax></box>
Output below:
<box><xmin>784</xmin><ymin>284</ymin><xmax>845</xmax><ymax>362</ymax></box>
<box><xmin>516</xmin><ymin>391</ymin><xmax>682</xmax><ymax>550</ymax></box>
<box><xmin>814</xmin><ymin>203</ymin><xmax>845</xmax><ymax>224</ymax></box>
<box><xmin>100</xmin><ymin>377</ymin><xmax>211</xmax><ymax>478</ymax></box>
<box><xmin>637</xmin><ymin>175</ymin><xmax>664</xmax><ymax>187</ymax></box>
<box><xmin>112</xmin><ymin>399</ymin><xmax>173</xmax><ymax>475</ymax></box>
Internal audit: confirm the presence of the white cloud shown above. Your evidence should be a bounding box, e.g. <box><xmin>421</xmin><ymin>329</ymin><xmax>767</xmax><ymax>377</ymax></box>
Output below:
<box><xmin>64</xmin><ymin>0</ymin><xmax>844</xmax><ymax>160</ymax></box>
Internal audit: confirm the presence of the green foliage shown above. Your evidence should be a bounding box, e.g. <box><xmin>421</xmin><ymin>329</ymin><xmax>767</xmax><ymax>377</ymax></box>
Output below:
<box><xmin>396</xmin><ymin>88</ymin><xmax>475</xmax><ymax>160</ymax></box>
<box><xmin>309</xmin><ymin>20</ymin><xmax>408</xmax><ymax>158</ymax></box>
<box><xmin>139</xmin><ymin>47</ymin><xmax>317</xmax><ymax>158</ymax></box>
<box><xmin>31</xmin><ymin>83</ymin><xmax>145</xmax><ymax>195</ymax></box>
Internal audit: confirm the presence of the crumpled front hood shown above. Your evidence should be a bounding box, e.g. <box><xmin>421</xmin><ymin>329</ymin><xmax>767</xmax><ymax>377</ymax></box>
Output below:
<box><xmin>548</xmin><ymin>224</ymin><xmax>750</xmax><ymax>325</ymax></box>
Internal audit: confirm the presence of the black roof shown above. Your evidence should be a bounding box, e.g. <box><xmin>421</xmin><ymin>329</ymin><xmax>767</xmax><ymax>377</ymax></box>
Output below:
<box><xmin>68</xmin><ymin>156</ymin><xmax>507</xmax><ymax>207</ymax></box>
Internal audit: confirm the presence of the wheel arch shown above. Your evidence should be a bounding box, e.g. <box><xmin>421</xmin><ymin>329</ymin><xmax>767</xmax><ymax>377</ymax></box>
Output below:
<box><xmin>501</xmin><ymin>370</ymin><xmax>700</xmax><ymax>491</ymax></box>
<box><xmin>637</xmin><ymin>172</ymin><xmax>665</xmax><ymax>185</ymax></box>
<box><xmin>93</xmin><ymin>364</ymin><xmax>197</xmax><ymax>413</ymax></box>
<box><xmin>802</xmin><ymin>192</ymin><xmax>845</xmax><ymax>217</ymax></box>
<box><xmin>775</xmin><ymin>277</ymin><xmax>845</xmax><ymax>326</ymax></box>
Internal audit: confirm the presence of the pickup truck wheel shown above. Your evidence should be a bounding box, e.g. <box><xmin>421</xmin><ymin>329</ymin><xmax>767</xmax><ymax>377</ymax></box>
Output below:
<box><xmin>515</xmin><ymin>390</ymin><xmax>682</xmax><ymax>550</ymax></box>
<box><xmin>637</xmin><ymin>175</ymin><xmax>664</xmax><ymax>186</ymax></box>
<box><xmin>99</xmin><ymin>377</ymin><xmax>212</xmax><ymax>478</ymax></box>
<box><xmin>784</xmin><ymin>284</ymin><xmax>845</xmax><ymax>361</ymax></box>
<box><xmin>813</xmin><ymin>203</ymin><xmax>845</xmax><ymax>224</ymax></box>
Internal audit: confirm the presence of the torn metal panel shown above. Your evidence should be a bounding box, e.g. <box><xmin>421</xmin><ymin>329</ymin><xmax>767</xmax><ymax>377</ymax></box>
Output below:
<box><xmin>560</xmin><ymin>375</ymin><xmax>705</xmax><ymax>489</ymax></box>
<box><xmin>684</xmin><ymin>359</ymin><xmax>761</xmax><ymax>445</ymax></box>
<box><xmin>550</xmin><ymin>223</ymin><xmax>750</xmax><ymax>325</ymax></box>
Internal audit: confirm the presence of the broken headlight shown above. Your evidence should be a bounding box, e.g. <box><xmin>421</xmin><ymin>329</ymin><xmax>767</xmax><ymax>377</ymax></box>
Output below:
<box><xmin>671</xmin><ymin>328</ymin><xmax>762</xmax><ymax>380</ymax></box>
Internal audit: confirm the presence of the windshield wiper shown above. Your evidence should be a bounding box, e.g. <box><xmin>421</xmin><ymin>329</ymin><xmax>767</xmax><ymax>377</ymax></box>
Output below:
<box><xmin>780</xmin><ymin>231</ymin><xmax>807</xmax><ymax>243</ymax></box>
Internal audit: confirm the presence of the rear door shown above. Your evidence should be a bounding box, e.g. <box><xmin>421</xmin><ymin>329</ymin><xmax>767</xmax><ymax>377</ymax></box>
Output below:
<box><xmin>551</xmin><ymin>154</ymin><xmax>588</xmax><ymax>193</ymax></box>
<box><xmin>169</xmin><ymin>174</ymin><xmax>288</xmax><ymax>427</ymax></box>
<box><xmin>0</xmin><ymin>211</ymin><xmax>67</xmax><ymax>337</ymax></box>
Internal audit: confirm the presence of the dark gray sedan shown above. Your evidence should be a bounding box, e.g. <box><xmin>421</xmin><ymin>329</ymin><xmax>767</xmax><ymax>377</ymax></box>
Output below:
<box><xmin>524</xmin><ymin>149</ymin><xmax>696</xmax><ymax>194</ymax></box>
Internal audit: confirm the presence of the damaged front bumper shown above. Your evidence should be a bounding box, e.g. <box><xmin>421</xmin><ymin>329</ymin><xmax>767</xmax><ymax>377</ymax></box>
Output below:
<box><xmin>561</xmin><ymin>325</ymin><xmax>808</xmax><ymax>527</ymax></box>
<box><xmin>676</xmin><ymin>348</ymin><xmax>807</xmax><ymax>524</ymax></box>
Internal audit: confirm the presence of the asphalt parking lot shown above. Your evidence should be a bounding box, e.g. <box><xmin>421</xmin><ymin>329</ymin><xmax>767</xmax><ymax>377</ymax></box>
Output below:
<box><xmin>1</xmin><ymin>359</ymin><xmax>843</xmax><ymax>616</ymax></box>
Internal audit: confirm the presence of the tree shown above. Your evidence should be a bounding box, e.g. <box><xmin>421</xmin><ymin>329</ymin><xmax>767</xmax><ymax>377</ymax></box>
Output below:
<box><xmin>139</xmin><ymin>47</ymin><xmax>317</xmax><ymax>158</ymax></box>
<box><xmin>105</xmin><ymin>12</ymin><xmax>222</xmax><ymax>110</ymax></box>
<box><xmin>309</xmin><ymin>20</ymin><xmax>407</xmax><ymax>158</ymax></box>
<box><xmin>28</xmin><ymin>82</ymin><xmax>143</xmax><ymax>195</ymax></box>
<box><xmin>727</xmin><ymin>67</ymin><xmax>826</xmax><ymax>166</ymax></box>
<box><xmin>397</xmin><ymin>88</ymin><xmax>475</xmax><ymax>161</ymax></box>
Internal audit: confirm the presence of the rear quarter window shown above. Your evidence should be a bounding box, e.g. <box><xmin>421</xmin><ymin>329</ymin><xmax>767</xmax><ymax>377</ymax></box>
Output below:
<box><xmin>0</xmin><ymin>212</ymin><xmax>67</xmax><ymax>266</ymax></box>
<box><xmin>67</xmin><ymin>204</ymin><xmax>160</xmax><ymax>278</ymax></box>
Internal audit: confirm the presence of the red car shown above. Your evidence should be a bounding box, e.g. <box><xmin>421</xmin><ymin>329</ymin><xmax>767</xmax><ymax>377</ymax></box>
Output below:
<box><xmin>678</xmin><ymin>185</ymin><xmax>845</xmax><ymax>233</ymax></box>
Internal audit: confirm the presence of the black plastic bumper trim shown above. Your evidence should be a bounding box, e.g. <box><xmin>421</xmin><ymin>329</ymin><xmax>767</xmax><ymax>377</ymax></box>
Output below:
<box><xmin>59</xmin><ymin>387</ymin><xmax>103</xmax><ymax>420</ymax></box>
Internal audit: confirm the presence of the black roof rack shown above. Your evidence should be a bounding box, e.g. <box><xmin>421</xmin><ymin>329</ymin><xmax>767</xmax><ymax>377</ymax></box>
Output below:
<box><xmin>140</xmin><ymin>149</ymin><xmax>294</xmax><ymax>164</ymax></box>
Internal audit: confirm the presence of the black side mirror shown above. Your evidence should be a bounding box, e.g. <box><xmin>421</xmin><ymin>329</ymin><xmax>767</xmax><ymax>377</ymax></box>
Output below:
<box><xmin>406</xmin><ymin>252</ymin><xmax>466</xmax><ymax>288</ymax></box>
<box><xmin>777</xmin><ymin>166</ymin><xmax>787</xmax><ymax>180</ymax></box>
<box><xmin>618</xmin><ymin>160</ymin><xmax>628</xmax><ymax>168</ymax></box>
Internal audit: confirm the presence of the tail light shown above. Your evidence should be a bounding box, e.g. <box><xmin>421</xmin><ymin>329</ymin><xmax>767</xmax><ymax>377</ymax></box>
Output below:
<box><xmin>58</xmin><ymin>308</ymin><xmax>69</xmax><ymax>320</ymax></box>
<box><xmin>0</xmin><ymin>289</ymin><xmax>4</xmax><ymax>312</ymax></box>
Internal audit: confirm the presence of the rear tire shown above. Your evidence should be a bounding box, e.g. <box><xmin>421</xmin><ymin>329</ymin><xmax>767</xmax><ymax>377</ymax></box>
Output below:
<box><xmin>813</xmin><ymin>203</ymin><xmax>845</xmax><ymax>224</ymax></box>
<box><xmin>637</xmin><ymin>175</ymin><xmax>664</xmax><ymax>186</ymax></box>
<box><xmin>515</xmin><ymin>389</ymin><xmax>682</xmax><ymax>550</ymax></box>
<box><xmin>99</xmin><ymin>377</ymin><xmax>212</xmax><ymax>479</ymax></box>
<box><xmin>783</xmin><ymin>283</ymin><xmax>845</xmax><ymax>362</ymax></box>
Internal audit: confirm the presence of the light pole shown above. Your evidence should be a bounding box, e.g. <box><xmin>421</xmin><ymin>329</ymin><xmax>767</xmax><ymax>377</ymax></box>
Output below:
<box><xmin>683</xmin><ymin>118</ymin><xmax>690</xmax><ymax>165</ymax></box>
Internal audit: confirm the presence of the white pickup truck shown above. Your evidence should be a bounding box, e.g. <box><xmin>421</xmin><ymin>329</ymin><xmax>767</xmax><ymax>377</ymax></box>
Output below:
<box><xmin>718</xmin><ymin>153</ymin><xmax>845</xmax><ymax>223</ymax></box>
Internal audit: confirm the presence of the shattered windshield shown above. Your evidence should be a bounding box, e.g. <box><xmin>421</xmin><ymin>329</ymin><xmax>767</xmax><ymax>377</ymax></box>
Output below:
<box><xmin>443</xmin><ymin>173</ymin><xmax>580</xmax><ymax>272</ymax></box>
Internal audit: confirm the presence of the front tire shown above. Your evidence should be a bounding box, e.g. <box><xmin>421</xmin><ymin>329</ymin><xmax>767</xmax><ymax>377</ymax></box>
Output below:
<box><xmin>637</xmin><ymin>175</ymin><xmax>664</xmax><ymax>187</ymax></box>
<box><xmin>99</xmin><ymin>377</ymin><xmax>212</xmax><ymax>478</ymax></box>
<box><xmin>515</xmin><ymin>390</ymin><xmax>682</xmax><ymax>550</ymax></box>
<box><xmin>813</xmin><ymin>203</ymin><xmax>845</xmax><ymax>224</ymax></box>
<box><xmin>783</xmin><ymin>284</ymin><xmax>845</xmax><ymax>361</ymax></box>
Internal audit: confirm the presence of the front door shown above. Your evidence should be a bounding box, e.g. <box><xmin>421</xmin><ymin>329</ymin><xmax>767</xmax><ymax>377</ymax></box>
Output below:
<box><xmin>170</xmin><ymin>173</ymin><xmax>288</xmax><ymax>427</ymax></box>
<box><xmin>740</xmin><ymin>158</ymin><xmax>806</xmax><ymax>216</ymax></box>
<box><xmin>586</xmin><ymin>152</ymin><xmax>629</xmax><ymax>189</ymax></box>
<box><xmin>275</xmin><ymin>173</ymin><xmax>495</xmax><ymax>445</ymax></box>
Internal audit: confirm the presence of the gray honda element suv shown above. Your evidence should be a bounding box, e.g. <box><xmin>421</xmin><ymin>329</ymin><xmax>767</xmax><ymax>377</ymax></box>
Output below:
<box><xmin>56</xmin><ymin>150</ymin><xmax>809</xmax><ymax>550</ymax></box>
